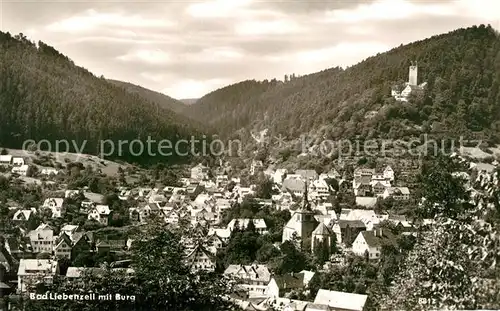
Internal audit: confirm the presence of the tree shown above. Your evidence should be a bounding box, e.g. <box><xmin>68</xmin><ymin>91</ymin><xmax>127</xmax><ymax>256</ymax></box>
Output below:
<box><xmin>19</xmin><ymin>224</ymin><xmax>238</xmax><ymax>311</ymax></box>
<box><xmin>380</xmin><ymin>163</ymin><xmax>500</xmax><ymax>310</ymax></box>
<box><xmin>255</xmin><ymin>176</ymin><xmax>274</xmax><ymax>199</ymax></box>
<box><xmin>0</xmin><ymin>148</ymin><xmax>7</xmax><ymax>155</ymax></box>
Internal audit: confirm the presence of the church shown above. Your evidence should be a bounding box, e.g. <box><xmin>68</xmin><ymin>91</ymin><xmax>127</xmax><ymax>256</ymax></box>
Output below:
<box><xmin>391</xmin><ymin>62</ymin><xmax>427</xmax><ymax>102</ymax></box>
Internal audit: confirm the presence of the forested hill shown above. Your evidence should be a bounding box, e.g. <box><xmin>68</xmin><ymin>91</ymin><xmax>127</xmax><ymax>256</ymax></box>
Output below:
<box><xmin>108</xmin><ymin>79</ymin><xmax>187</xmax><ymax>114</ymax></box>
<box><xmin>0</xmin><ymin>32</ymin><xmax>206</xmax><ymax>165</ymax></box>
<box><xmin>186</xmin><ymin>25</ymin><xmax>500</xmax><ymax>144</ymax></box>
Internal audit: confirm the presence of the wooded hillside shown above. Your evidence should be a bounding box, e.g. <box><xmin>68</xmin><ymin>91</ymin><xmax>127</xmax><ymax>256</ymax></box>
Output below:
<box><xmin>186</xmin><ymin>25</ymin><xmax>500</xmax><ymax>144</ymax></box>
<box><xmin>0</xmin><ymin>32</ymin><xmax>206</xmax><ymax>165</ymax></box>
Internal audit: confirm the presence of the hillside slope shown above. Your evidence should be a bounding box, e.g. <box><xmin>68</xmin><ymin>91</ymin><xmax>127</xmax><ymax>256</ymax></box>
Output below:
<box><xmin>108</xmin><ymin>79</ymin><xmax>187</xmax><ymax>114</ymax></box>
<box><xmin>0</xmin><ymin>32</ymin><xmax>206</xmax><ymax>165</ymax></box>
<box><xmin>186</xmin><ymin>25</ymin><xmax>500</xmax><ymax>144</ymax></box>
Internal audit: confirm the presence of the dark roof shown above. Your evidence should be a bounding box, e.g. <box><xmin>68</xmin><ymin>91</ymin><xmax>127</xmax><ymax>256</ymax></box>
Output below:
<box><xmin>361</xmin><ymin>230</ymin><xmax>397</xmax><ymax>248</ymax></box>
<box><xmin>96</xmin><ymin>239</ymin><xmax>126</xmax><ymax>248</ymax></box>
<box><xmin>273</xmin><ymin>273</ymin><xmax>305</xmax><ymax>290</ymax></box>
<box><xmin>0</xmin><ymin>247</ymin><xmax>15</xmax><ymax>268</ymax></box>
<box><xmin>338</xmin><ymin>220</ymin><xmax>366</xmax><ymax>228</ymax></box>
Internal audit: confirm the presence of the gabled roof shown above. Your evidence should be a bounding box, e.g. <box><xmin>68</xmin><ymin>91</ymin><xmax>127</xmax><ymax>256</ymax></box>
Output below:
<box><xmin>312</xmin><ymin>223</ymin><xmax>332</xmax><ymax>236</ymax></box>
<box><xmin>360</xmin><ymin>230</ymin><xmax>397</xmax><ymax>248</ymax></box>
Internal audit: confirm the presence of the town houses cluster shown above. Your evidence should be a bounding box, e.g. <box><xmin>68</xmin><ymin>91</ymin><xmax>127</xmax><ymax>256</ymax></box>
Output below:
<box><xmin>1</xmin><ymin>149</ymin><xmax>497</xmax><ymax>311</ymax></box>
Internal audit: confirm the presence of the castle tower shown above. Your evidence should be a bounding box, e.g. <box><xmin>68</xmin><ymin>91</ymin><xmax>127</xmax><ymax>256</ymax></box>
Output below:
<box><xmin>409</xmin><ymin>61</ymin><xmax>418</xmax><ymax>86</ymax></box>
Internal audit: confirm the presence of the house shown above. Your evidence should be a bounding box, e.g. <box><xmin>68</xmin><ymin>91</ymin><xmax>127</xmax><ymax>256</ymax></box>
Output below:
<box><xmin>331</xmin><ymin>220</ymin><xmax>366</xmax><ymax>247</ymax></box>
<box><xmin>216</xmin><ymin>175</ymin><xmax>229</xmax><ymax>188</ymax></box>
<box><xmin>250</xmin><ymin>160</ymin><xmax>264</xmax><ymax>175</ymax></box>
<box><xmin>313</xmin><ymin>289</ymin><xmax>367</xmax><ymax>311</ymax></box>
<box><xmin>5</xmin><ymin>237</ymin><xmax>32</xmax><ymax>260</ymax></box>
<box><xmin>40</xmin><ymin>168</ymin><xmax>59</xmax><ymax>176</ymax></box>
<box><xmin>371</xmin><ymin>181</ymin><xmax>389</xmax><ymax>196</ymax></box>
<box><xmin>12</xmin><ymin>157</ymin><xmax>25</xmax><ymax>166</ymax></box>
<box><xmin>265</xmin><ymin>272</ymin><xmax>308</xmax><ymax>300</ymax></box>
<box><xmin>17</xmin><ymin>259</ymin><xmax>59</xmax><ymax>293</ymax></box>
<box><xmin>382</xmin><ymin>187</ymin><xmax>410</xmax><ymax>200</ymax></box>
<box><xmin>0</xmin><ymin>155</ymin><xmax>12</xmax><ymax>165</ymax></box>
<box><xmin>185</xmin><ymin>244</ymin><xmax>216</xmax><ymax>272</ymax></box>
<box><xmin>87</xmin><ymin>205</ymin><xmax>111</xmax><ymax>225</ymax></box>
<box><xmin>282</xmin><ymin>178</ymin><xmax>306</xmax><ymax>197</ymax></box>
<box><xmin>60</xmin><ymin>225</ymin><xmax>79</xmax><ymax>240</ymax></box>
<box><xmin>205</xmin><ymin>232</ymin><xmax>226</xmax><ymax>255</ymax></box>
<box><xmin>191</xmin><ymin>163</ymin><xmax>209</xmax><ymax>180</ymax></box>
<box><xmin>11</xmin><ymin>164</ymin><xmax>29</xmax><ymax>176</ymax></box>
<box><xmin>42</xmin><ymin>198</ymin><xmax>65</xmax><ymax>218</ymax></box>
<box><xmin>383</xmin><ymin>166</ymin><xmax>395</xmax><ymax>181</ymax></box>
<box><xmin>71</xmin><ymin>232</ymin><xmax>93</xmax><ymax>260</ymax></box>
<box><xmin>352</xmin><ymin>228</ymin><xmax>397</xmax><ymax>259</ymax></box>
<box><xmin>65</xmin><ymin>190</ymin><xmax>82</xmax><ymax>199</ymax></box>
<box><xmin>54</xmin><ymin>233</ymin><xmax>72</xmax><ymax>259</ymax></box>
<box><xmin>95</xmin><ymin>239</ymin><xmax>126</xmax><ymax>253</ymax></box>
<box><xmin>12</xmin><ymin>208</ymin><xmax>36</xmax><ymax>222</ymax></box>
<box><xmin>28</xmin><ymin>223</ymin><xmax>55</xmax><ymax>254</ymax></box>
<box><xmin>227</xmin><ymin>219</ymin><xmax>268</xmax><ymax>235</ymax></box>
<box><xmin>224</xmin><ymin>264</ymin><xmax>271</xmax><ymax>295</ymax></box>
<box><xmin>340</xmin><ymin>209</ymin><xmax>380</xmax><ymax>231</ymax></box>
<box><xmin>295</xmin><ymin>170</ymin><xmax>318</xmax><ymax>181</ymax></box>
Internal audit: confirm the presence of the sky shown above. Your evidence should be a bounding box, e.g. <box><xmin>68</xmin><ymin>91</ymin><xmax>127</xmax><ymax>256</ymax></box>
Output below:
<box><xmin>1</xmin><ymin>0</ymin><xmax>499</xmax><ymax>99</ymax></box>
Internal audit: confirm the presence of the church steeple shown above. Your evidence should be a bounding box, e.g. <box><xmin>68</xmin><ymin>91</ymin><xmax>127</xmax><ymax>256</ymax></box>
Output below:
<box><xmin>302</xmin><ymin>181</ymin><xmax>311</xmax><ymax>211</ymax></box>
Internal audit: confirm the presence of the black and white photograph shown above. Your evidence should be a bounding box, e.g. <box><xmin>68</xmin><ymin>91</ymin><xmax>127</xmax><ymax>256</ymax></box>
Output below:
<box><xmin>0</xmin><ymin>0</ymin><xmax>499</xmax><ymax>310</ymax></box>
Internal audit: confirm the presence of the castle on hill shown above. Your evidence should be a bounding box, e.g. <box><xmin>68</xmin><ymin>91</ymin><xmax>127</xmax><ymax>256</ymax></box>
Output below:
<box><xmin>391</xmin><ymin>62</ymin><xmax>427</xmax><ymax>102</ymax></box>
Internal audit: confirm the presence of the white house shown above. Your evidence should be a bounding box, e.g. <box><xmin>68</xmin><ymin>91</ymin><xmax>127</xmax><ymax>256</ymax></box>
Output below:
<box><xmin>40</xmin><ymin>168</ymin><xmax>59</xmax><ymax>176</ymax></box>
<box><xmin>28</xmin><ymin>223</ymin><xmax>55</xmax><ymax>253</ymax></box>
<box><xmin>352</xmin><ymin>228</ymin><xmax>397</xmax><ymax>259</ymax></box>
<box><xmin>17</xmin><ymin>259</ymin><xmax>59</xmax><ymax>293</ymax></box>
<box><xmin>191</xmin><ymin>163</ymin><xmax>209</xmax><ymax>180</ymax></box>
<box><xmin>227</xmin><ymin>218</ymin><xmax>268</xmax><ymax>235</ymax></box>
<box><xmin>224</xmin><ymin>264</ymin><xmax>271</xmax><ymax>295</ymax></box>
<box><xmin>11</xmin><ymin>165</ymin><xmax>29</xmax><ymax>176</ymax></box>
<box><xmin>12</xmin><ymin>157</ymin><xmax>25</xmax><ymax>166</ymax></box>
<box><xmin>0</xmin><ymin>155</ymin><xmax>12</xmax><ymax>165</ymax></box>
<box><xmin>42</xmin><ymin>198</ymin><xmax>65</xmax><ymax>218</ymax></box>
<box><xmin>87</xmin><ymin>205</ymin><xmax>111</xmax><ymax>226</ymax></box>
<box><xmin>382</xmin><ymin>187</ymin><xmax>410</xmax><ymax>200</ymax></box>
<box><xmin>185</xmin><ymin>244</ymin><xmax>216</xmax><ymax>272</ymax></box>
<box><xmin>383</xmin><ymin>166</ymin><xmax>395</xmax><ymax>181</ymax></box>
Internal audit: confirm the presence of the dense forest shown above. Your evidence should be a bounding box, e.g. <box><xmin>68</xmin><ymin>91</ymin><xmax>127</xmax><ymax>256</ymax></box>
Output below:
<box><xmin>185</xmin><ymin>25</ymin><xmax>500</xmax><ymax>144</ymax></box>
<box><xmin>108</xmin><ymin>79</ymin><xmax>188</xmax><ymax>114</ymax></box>
<box><xmin>0</xmin><ymin>32</ymin><xmax>207</xmax><ymax>165</ymax></box>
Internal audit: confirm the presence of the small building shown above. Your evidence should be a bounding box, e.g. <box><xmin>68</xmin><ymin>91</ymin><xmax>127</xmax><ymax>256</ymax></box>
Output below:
<box><xmin>185</xmin><ymin>244</ymin><xmax>216</xmax><ymax>272</ymax></box>
<box><xmin>42</xmin><ymin>198</ymin><xmax>65</xmax><ymax>218</ymax></box>
<box><xmin>11</xmin><ymin>164</ymin><xmax>29</xmax><ymax>176</ymax></box>
<box><xmin>87</xmin><ymin>205</ymin><xmax>111</xmax><ymax>226</ymax></box>
<box><xmin>0</xmin><ymin>155</ymin><xmax>12</xmax><ymax>165</ymax></box>
<box><xmin>352</xmin><ymin>228</ymin><xmax>397</xmax><ymax>259</ymax></box>
<box><xmin>382</xmin><ymin>187</ymin><xmax>410</xmax><ymax>200</ymax></box>
<box><xmin>17</xmin><ymin>259</ymin><xmax>59</xmax><ymax>293</ymax></box>
<box><xmin>191</xmin><ymin>163</ymin><xmax>209</xmax><ymax>180</ymax></box>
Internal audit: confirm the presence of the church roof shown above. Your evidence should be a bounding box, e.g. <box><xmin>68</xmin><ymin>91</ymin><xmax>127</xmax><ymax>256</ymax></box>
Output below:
<box><xmin>313</xmin><ymin>223</ymin><xmax>332</xmax><ymax>236</ymax></box>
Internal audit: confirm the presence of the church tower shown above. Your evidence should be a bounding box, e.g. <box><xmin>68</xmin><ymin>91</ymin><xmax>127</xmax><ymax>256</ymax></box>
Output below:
<box><xmin>409</xmin><ymin>61</ymin><xmax>418</xmax><ymax>86</ymax></box>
